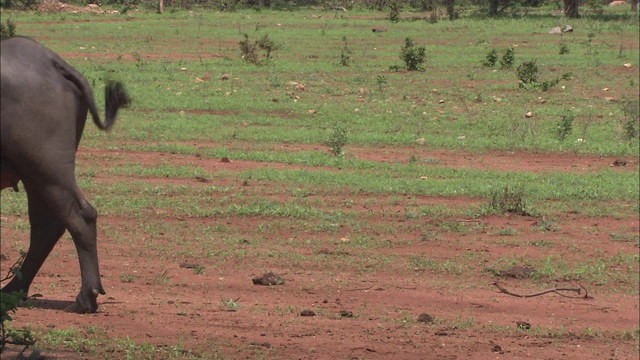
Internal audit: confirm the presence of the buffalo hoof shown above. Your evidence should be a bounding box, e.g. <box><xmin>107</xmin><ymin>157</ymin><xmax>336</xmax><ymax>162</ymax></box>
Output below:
<box><xmin>72</xmin><ymin>287</ymin><xmax>105</xmax><ymax>313</ymax></box>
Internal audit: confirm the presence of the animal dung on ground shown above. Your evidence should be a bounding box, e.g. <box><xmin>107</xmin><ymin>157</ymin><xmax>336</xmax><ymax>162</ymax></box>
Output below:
<box><xmin>252</xmin><ymin>271</ymin><xmax>284</xmax><ymax>285</ymax></box>
<box><xmin>417</xmin><ymin>313</ymin><xmax>435</xmax><ymax>324</ymax></box>
<box><xmin>339</xmin><ymin>310</ymin><xmax>354</xmax><ymax>318</ymax></box>
<box><xmin>300</xmin><ymin>309</ymin><xmax>316</xmax><ymax>317</ymax></box>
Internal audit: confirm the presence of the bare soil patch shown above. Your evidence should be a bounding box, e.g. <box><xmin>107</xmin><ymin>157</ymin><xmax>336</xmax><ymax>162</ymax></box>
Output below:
<box><xmin>2</xmin><ymin>145</ymin><xmax>638</xmax><ymax>359</ymax></box>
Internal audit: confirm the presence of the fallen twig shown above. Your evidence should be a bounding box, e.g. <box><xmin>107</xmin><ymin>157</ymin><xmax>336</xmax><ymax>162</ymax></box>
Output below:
<box><xmin>493</xmin><ymin>282</ymin><xmax>589</xmax><ymax>299</ymax></box>
<box><xmin>345</xmin><ymin>285</ymin><xmax>374</xmax><ymax>292</ymax></box>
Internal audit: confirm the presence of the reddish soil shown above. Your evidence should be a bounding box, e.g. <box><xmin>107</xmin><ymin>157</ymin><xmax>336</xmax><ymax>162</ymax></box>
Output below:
<box><xmin>1</xmin><ymin>144</ymin><xmax>638</xmax><ymax>359</ymax></box>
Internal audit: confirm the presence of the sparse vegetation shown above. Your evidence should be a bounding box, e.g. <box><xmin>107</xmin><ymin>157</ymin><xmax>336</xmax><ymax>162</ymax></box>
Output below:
<box><xmin>0</xmin><ymin>7</ymin><xmax>637</xmax><ymax>359</ymax></box>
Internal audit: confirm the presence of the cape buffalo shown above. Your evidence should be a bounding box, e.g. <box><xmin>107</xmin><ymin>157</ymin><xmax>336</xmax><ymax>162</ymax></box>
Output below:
<box><xmin>1</xmin><ymin>36</ymin><xmax>131</xmax><ymax>313</ymax></box>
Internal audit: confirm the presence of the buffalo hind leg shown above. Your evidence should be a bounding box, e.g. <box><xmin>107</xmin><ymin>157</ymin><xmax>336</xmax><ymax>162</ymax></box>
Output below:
<box><xmin>66</xmin><ymin>193</ymin><xmax>106</xmax><ymax>313</ymax></box>
<box><xmin>1</xmin><ymin>188</ymin><xmax>65</xmax><ymax>300</ymax></box>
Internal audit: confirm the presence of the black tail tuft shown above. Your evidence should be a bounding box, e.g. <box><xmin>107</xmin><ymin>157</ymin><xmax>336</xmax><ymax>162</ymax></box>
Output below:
<box><xmin>104</xmin><ymin>79</ymin><xmax>132</xmax><ymax>130</ymax></box>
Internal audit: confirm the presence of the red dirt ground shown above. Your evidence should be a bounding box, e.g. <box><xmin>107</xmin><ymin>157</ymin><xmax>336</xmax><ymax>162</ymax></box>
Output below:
<box><xmin>1</xmin><ymin>144</ymin><xmax>638</xmax><ymax>359</ymax></box>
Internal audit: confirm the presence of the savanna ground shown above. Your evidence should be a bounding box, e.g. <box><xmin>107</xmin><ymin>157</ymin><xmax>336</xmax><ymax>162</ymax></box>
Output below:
<box><xmin>1</xmin><ymin>3</ymin><xmax>639</xmax><ymax>359</ymax></box>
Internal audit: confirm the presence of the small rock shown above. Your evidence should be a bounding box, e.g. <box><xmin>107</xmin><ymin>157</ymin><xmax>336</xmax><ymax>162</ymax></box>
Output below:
<box><xmin>516</xmin><ymin>321</ymin><xmax>532</xmax><ymax>330</ymax></box>
<box><xmin>525</xmin><ymin>111</ymin><xmax>533</xmax><ymax>118</ymax></box>
<box><xmin>549</xmin><ymin>27</ymin><xmax>562</xmax><ymax>34</ymax></box>
<box><xmin>415</xmin><ymin>138</ymin><xmax>426</xmax><ymax>145</ymax></box>
<box><xmin>613</xmin><ymin>159</ymin><xmax>627</xmax><ymax>166</ymax></box>
<box><xmin>220</xmin><ymin>157</ymin><xmax>231</xmax><ymax>163</ymax></box>
<box><xmin>220</xmin><ymin>73</ymin><xmax>230</xmax><ymax>80</ymax></box>
<box><xmin>491</xmin><ymin>344</ymin><xmax>502</xmax><ymax>353</ymax></box>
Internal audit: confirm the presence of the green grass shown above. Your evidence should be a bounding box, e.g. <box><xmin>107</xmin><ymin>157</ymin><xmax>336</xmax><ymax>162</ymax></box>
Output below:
<box><xmin>0</xmin><ymin>6</ymin><xmax>637</xmax><ymax>358</ymax></box>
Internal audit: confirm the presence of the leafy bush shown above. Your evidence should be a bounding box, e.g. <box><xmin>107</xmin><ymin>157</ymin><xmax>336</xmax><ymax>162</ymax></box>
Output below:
<box><xmin>482</xmin><ymin>49</ymin><xmax>498</xmax><ymax>67</ymax></box>
<box><xmin>1</xmin><ymin>253</ymin><xmax>35</xmax><ymax>355</ymax></box>
<box><xmin>516</xmin><ymin>60</ymin><xmax>538</xmax><ymax>87</ymax></box>
<box><xmin>339</xmin><ymin>36</ymin><xmax>352</xmax><ymax>67</ymax></box>
<box><xmin>559</xmin><ymin>41</ymin><xmax>570</xmax><ymax>55</ymax></box>
<box><xmin>0</xmin><ymin>20</ymin><xmax>16</xmax><ymax>40</ymax></box>
<box><xmin>239</xmin><ymin>33</ymin><xmax>279</xmax><ymax>65</ymax></box>
<box><xmin>621</xmin><ymin>98</ymin><xmax>639</xmax><ymax>145</ymax></box>
<box><xmin>389</xmin><ymin>1</ymin><xmax>401</xmax><ymax>22</ymax></box>
<box><xmin>397</xmin><ymin>37</ymin><xmax>426</xmax><ymax>72</ymax></box>
<box><xmin>487</xmin><ymin>185</ymin><xmax>531</xmax><ymax>216</ymax></box>
<box><xmin>555</xmin><ymin>112</ymin><xmax>574</xmax><ymax>141</ymax></box>
<box><xmin>499</xmin><ymin>47</ymin><xmax>515</xmax><ymax>69</ymax></box>
<box><xmin>324</xmin><ymin>126</ymin><xmax>348</xmax><ymax>157</ymax></box>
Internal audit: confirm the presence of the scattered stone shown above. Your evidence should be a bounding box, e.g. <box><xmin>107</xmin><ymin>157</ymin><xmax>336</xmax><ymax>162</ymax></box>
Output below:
<box><xmin>417</xmin><ymin>313</ymin><xmax>435</xmax><ymax>324</ymax></box>
<box><xmin>415</xmin><ymin>138</ymin><xmax>426</xmax><ymax>145</ymax></box>
<box><xmin>300</xmin><ymin>309</ymin><xmax>316</xmax><ymax>317</ymax></box>
<box><xmin>613</xmin><ymin>159</ymin><xmax>627</xmax><ymax>166</ymax></box>
<box><xmin>252</xmin><ymin>272</ymin><xmax>284</xmax><ymax>286</ymax></box>
<box><xmin>491</xmin><ymin>344</ymin><xmax>502</xmax><ymax>353</ymax></box>
<box><xmin>195</xmin><ymin>77</ymin><xmax>204</xmax><ymax>83</ymax></box>
<box><xmin>563</xmin><ymin>25</ymin><xmax>573</xmax><ymax>33</ymax></box>
<box><xmin>525</xmin><ymin>111</ymin><xmax>533</xmax><ymax>118</ymax></box>
<box><xmin>549</xmin><ymin>27</ymin><xmax>562</xmax><ymax>34</ymax></box>
<box><xmin>624</xmin><ymin>63</ymin><xmax>632</xmax><ymax>68</ymax></box>
<box><xmin>220</xmin><ymin>73</ymin><xmax>230</xmax><ymax>80</ymax></box>
<box><xmin>220</xmin><ymin>157</ymin><xmax>231</xmax><ymax>163</ymax></box>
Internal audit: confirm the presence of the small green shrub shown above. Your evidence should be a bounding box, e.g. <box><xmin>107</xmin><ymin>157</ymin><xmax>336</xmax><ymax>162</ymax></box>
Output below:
<box><xmin>239</xmin><ymin>33</ymin><xmax>279</xmax><ymax>65</ymax></box>
<box><xmin>324</xmin><ymin>126</ymin><xmax>348</xmax><ymax>157</ymax></box>
<box><xmin>555</xmin><ymin>112</ymin><xmax>574</xmax><ymax>141</ymax></box>
<box><xmin>516</xmin><ymin>60</ymin><xmax>538</xmax><ymax>88</ymax></box>
<box><xmin>559</xmin><ymin>41</ymin><xmax>570</xmax><ymax>55</ymax></box>
<box><xmin>339</xmin><ymin>36</ymin><xmax>351</xmax><ymax>67</ymax></box>
<box><xmin>482</xmin><ymin>49</ymin><xmax>498</xmax><ymax>67</ymax></box>
<box><xmin>389</xmin><ymin>1</ymin><xmax>401</xmax><ymax>22</ymax></box>
<box><xmin>499</xmin><ymin>47</ymin><xmax>515</xmax><ymax>69</ymax></box>
<box><xmin>376</xmin><ymin>75</ymin><xmax>388</xmax><ymax>92</ymax></box>
<box><xmin>1</xmin><ymin>253</ymin><xmax>35</xmax><ymax>354</ymax></box>
<box><xmin>0</xmin><ymin>20</ymin><xmax>17</xmax><ymax>40</ymax></box>
<box><xmin>487</xmin><ymin>185</ymin><xmax>531</xmax><ymax>216</ymax></box>
<box><xmin>396</xmin><ymin>37</ymin><xmax>426</xmax><ymax>72</ymax></box>
<box><xmin>621</xmin><ymin>98</ymin><xmax>639</xmax><ymax>145</ymax></box>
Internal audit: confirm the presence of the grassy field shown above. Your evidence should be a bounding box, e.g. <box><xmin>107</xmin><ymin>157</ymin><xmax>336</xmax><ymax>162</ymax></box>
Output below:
<box><xmin>1</xmin><ymin>4</ymin><xmax>638</xmax><ymax>359</ymax></box>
